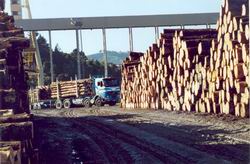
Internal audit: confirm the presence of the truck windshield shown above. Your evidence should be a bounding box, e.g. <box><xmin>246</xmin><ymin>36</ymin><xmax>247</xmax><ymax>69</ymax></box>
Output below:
<box><xmin>103</xmin><ymin>79</ymin><xmax>119</xmax><ymax>87</ymax></box>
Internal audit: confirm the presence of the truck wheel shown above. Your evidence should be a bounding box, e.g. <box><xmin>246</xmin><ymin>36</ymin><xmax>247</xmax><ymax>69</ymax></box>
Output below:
<box><xmin>83</xmin><ymin>98</ymin><xmax>91</xmax><ymax>108</ymax></box>
<box><xmin>63</xmin><ymin>99</ymin><xmax>71</xmax><ymax>109</ymax></box>
<box><xmin>32</xmin><ymin>104</ymin><xmax>36</xmax><ymax>110</ymax></box>
<box><xmin>95</xmin><ymin>97</ymin><xmax>103</xmax><ymax>107</ymax></box>
<box><xmin>55</xmin><ymin>100</ymin><xmax>63</xmax><ymax>109</ymax></box>
<box><xmin>37</xmin><ymin>104</ymin><xmax>42</xmax><ymax>109</ymax></box>
<box><xmin>109</xmin><ymin>101</ymin><xmax>116</xmax><ymax>106</ymax></box>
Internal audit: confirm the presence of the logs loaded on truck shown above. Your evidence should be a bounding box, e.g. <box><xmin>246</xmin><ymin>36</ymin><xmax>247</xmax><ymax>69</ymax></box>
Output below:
<box><xmin>31</xmin><ymin>77</ymin><xmax>120</xmax><ymax>109</ymax></box>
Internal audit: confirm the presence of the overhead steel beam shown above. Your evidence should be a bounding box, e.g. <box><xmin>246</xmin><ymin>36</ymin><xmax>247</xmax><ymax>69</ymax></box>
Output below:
<box><xmin>15</xmin><ymin>13</ymin><xmax>219</xmax><ymax>31</ymax></box>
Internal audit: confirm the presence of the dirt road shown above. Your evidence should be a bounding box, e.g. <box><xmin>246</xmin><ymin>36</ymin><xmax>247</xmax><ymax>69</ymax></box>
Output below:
<box><xmin>32</xmin><ymin>106</ymin><xmax>250</xmax><ymax>164</ymax></box>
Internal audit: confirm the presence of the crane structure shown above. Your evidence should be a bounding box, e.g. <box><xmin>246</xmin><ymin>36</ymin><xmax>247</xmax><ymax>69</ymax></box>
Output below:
<box><xmin>10</xmin><ymin>0</ymin><xmax>45</xmax><ymax>86</ymax></box>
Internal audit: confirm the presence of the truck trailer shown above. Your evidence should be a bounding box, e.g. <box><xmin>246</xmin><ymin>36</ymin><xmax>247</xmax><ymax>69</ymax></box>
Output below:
<box><xmin>31</xmin><ymin>77</ymin><xmax>120</xmax><ymax>109</ymax></box>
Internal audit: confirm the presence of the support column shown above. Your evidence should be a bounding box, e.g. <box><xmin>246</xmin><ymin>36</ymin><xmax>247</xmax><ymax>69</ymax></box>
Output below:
<box><xmin>102</xmin><ymin>28</ymin><xmax>108</xmax><ymax>77</ymax></box>
<box><xmin>48</xmin><ymin>30</ymin><xmax>54</xmax><ymax>83</ymax></box>
<box><xmin>129</xmin><ymin>27</ymin><xmax>134</xmax><ymax>52</ymax></box>
<box><xmin>155</xmin><ymin>26</ymin><xmax>159</xmax><ymax>43</ymax></box>
<box><xmin>80</xmin><ymin>29</ymin><xmax>85</xmax><ymax>78</ymax></box>
<box><xmin>206</xmin><ymin>24</ymin><xmax>211</xmax><ymax>29</ymax></box>
<box><xmin>76</xmin><ymin>29</ymin><xmax>81</xmax><ymax>79</ymax></box>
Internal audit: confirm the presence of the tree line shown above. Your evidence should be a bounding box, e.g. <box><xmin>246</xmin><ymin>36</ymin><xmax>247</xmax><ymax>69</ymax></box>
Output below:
<box><xmin>36</xmin><ymin>35</ymin><xmax>121</xmax><ymax>85</ymax></box>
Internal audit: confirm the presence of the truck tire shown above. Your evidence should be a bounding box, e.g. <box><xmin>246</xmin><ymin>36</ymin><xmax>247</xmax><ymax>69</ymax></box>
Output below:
<box><xmin>63</xmin><ymin>99</ymin><xmax>71</xmax><ymax>109</ymax></box>
<box><xmin>83</xmin><ymin>98</ymin><xmax>91</xmax><ymax>108</ymax></box>
<box><xmin>109</xmin><ymin>101</ymin><xmax>116</xmax><ymax>106</ymax></box>
<box><xmin>55</xmin><ymin>100</ymin><xmax>63</xmax><ymax>109</ymax></box>
<box><xmin>95</xmin><ymin>97</ymin><xmax>103</xmax><ymax>107</ymax></box>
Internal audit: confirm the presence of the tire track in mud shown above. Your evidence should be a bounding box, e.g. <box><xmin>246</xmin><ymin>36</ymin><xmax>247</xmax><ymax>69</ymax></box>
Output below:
<box><xmin>60</xmin><ymin>109</ymin><xmax>225</xmax><ymax>163</ymax></box>
<box><xmin>35</xmin><ymin>108</ymin><xmax>235</xmax><ymax>163</ymax></box>
<box><xmin>65</xmin><ymin>109</ymin><xmax>188</xmax><ymax>163</ymax></box>
<box><xmin>60</xmin><ymin>109</ymin><xmax>138</xmax><ymax>163</ymax></box>
<box><xmin>71</xmin><ymin>121</ymin><xmax>135</xmax><ymax>163</ymax></box>
<box><xmin>81</xmin><ymin>118</ymin><xmax>191</xmax><ymax>164</ymax></box>
<box><xmin>125</xmin><ymin>122</ymin><xmax>250</xmax><ymax>163</ymax></box>
<box><xmin>84</xmin><ymin>118</ymin><xmax>234</xmax><ymax>164</ymax></box>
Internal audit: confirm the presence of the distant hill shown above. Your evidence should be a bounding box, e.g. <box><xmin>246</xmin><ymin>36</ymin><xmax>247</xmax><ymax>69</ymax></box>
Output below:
<box><xmin>87</xmin><ymin>51</ymin><xmax>128</xmax><ymax>65</ymax></box>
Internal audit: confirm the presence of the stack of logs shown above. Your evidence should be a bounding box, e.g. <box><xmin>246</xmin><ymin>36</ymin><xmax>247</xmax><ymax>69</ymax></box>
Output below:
<box><xmin>0</xmin><ymin>111</ymin><xmax>36</xmax><ymax>164</ymax></box>
<box><xmin>121</xmin><ymin>0</ymin><xmax>249</xmax><ymax>118</ymax></box>
<box><xmin>0</xmin><ymin>7</ymin><xmax>37</xmax><ymax>164</ymax></box>
<box><xmin>50</xmin><ymin>79</ymin><xmax>93</xmax><ymax>99</ymax></box>
<box><xmin>0</xmin><ymin>12</ymin><xmax>30</xmax><ymax>114</ymax></box>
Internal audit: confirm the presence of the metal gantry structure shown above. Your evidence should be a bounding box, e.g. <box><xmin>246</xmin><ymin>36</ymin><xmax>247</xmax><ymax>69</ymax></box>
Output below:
<box><xmin>13</xmin><ymin>0</ymin><xmax>219</xmax><ymax>84</ymax></box>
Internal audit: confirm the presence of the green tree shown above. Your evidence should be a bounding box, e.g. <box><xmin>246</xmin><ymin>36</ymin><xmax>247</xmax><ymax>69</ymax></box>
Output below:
<box><xmin>36</xmin><ymin>34</ymin><xmax>122</xmax><ymax>85</ymax></box>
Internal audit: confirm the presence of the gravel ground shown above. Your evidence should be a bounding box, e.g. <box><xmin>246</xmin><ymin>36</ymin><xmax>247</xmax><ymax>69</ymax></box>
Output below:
<box><xmin>32</xmin><ymin>106</ymin><xmax>250</xmax><ymax>164</ymax></box>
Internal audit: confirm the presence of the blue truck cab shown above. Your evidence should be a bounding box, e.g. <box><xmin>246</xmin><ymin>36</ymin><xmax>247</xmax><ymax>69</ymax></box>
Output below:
<box><xmin>92</xmin><ymin>77</ymin><xmax>120</xmax><ymax>106</ymax></box>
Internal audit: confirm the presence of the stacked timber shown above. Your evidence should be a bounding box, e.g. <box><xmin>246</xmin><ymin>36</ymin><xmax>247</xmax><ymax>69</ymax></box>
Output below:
<box><xmin>0</xmin><ymin>3</ymin><xmax>38</xmax><ymax>163</ymax></box>
<box><xmin>121</xmin><ymin>0</ymin><xmax>249</xmax><ymax>117</ymax></box>
<box><xmin>0</xmin><ymin>11</ymin><xmax>30</xmax><ymax>114</ymax></box>
<box><xmin>209</xmin><ymin>0</ymin><xmax>249</xmax><ymax>117</ymax></box>
<box><xmin>50</xmin><ymin>79</ymin><xmax>94</xmax><ymax>99</ymax></box>
<box><xmin>169</xmin><ymin>29</ymin><xmax>217</xmax><ymax>112</ymax></box>
<box><xmin>0</xmin><ymin>111</ymin><xmax>36</xmax><ymax>164</ymax></box>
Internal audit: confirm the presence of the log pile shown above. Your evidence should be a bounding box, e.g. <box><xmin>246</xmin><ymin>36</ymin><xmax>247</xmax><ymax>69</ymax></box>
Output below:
<box><xmin>0</xmin><ymin>111</ymin><xmax>36</xmax><ymax>163</ymax></box>
<box><xmin>0</xmin><ymin>12</ymin><xmax>30</xmax><ymax>114</ymax></box>
<box><xmin>121</xmin><ymin>0</ymin><xmax>249</xmax><ymax>117</ymax></box>
<box><xmin>0</xmin><ymin>4</ymin><xmax>38</xmax><ymax>163</ymax></box>
<box><xmin>212</xmin><ymin>0</ymin><xmax>249</xmax><ymax>117</ymax></box>
<box><xmin>50</xmin><ymin>79</ymin><xmax>94</xmax><ymax>99</ymax></box>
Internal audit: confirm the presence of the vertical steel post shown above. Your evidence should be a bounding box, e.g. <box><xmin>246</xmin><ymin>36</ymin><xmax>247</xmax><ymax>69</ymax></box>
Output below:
<box><xmin>129</xmin><ymin>28</ymin><xmax>134</xmax><ymax>52</ymax></box>
<box><xmin>48</xmin><ymin>30</ymin><xmax>54</xmax><ymax>83</ymax></box>
<box><xmin>80</xmin><ymin>29</ymin><xmax>85</xmax><ymax>78</ymax></box>
<box><xmin>155</xmin><ymin>26</ymin><xmax>159</xmax><ymax>43</ymax></box>
<box><xmin>76</xmin><ymin>29</ymin><xmax>81</xmax><ymax>79</ymax></box>
<box><xmin>102</xmin><ymin>28</ymin><xmax>108</xmax><ymax>77</ymax></box>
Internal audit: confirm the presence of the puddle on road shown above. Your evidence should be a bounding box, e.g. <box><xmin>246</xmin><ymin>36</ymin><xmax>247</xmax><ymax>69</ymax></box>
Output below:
<box><xmin>71</xmin><ymin>137</ymin><xmax>102</xmax><ymax>164</ymax></box>
<box><xmin>105</xmin><ymin>119</ymin><xmax>114</xmax><ymax>122</ymax></box>
<box><xmin>71</xmin><ymin>138</ymin><xmax>88</xmax><ymax>163</ymax></box>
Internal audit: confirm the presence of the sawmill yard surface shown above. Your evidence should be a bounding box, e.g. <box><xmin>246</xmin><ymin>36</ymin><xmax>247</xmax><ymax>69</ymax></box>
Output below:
<box><xmin>32</xmin><ymin>106</ymin><xmax>250</xmax><ymax>163</ymax></box>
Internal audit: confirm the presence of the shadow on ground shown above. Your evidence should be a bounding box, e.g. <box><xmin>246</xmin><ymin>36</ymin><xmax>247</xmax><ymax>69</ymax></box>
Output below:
<box><xmin>32</xmin><ymin>110</ymin><xmax>250</xmax><ymax>164</ymax></box>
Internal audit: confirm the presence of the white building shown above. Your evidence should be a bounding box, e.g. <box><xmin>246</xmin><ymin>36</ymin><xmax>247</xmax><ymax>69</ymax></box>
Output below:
<box><xmin>10</xmin><ymin>0</ymin><xmax>22</xmax><ymax>20</ymax></box>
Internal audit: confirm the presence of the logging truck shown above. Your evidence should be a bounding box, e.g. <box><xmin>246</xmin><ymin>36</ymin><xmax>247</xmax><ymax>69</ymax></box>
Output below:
<box><xmin>31</xmin><ymin>77</ymin><xmax>120</xmax><ymax>109</ymax></box>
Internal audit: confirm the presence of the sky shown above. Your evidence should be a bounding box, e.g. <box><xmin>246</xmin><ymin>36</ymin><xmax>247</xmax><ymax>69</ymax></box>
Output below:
<box><xmin>5</xmin><ymin>0</ymin><xmax>221</xmax><ymax>55</ymax></box>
